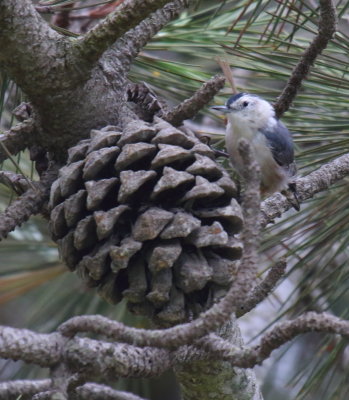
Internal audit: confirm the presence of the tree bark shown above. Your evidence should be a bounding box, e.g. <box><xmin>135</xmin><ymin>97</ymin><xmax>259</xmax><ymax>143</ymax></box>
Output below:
<box><xmin>175</xmin><ymin>318</ymin><xmax>263</xmax><ymax>400</ymax></box>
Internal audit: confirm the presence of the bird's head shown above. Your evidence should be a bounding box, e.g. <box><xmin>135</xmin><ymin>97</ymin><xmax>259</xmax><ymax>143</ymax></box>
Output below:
<box><xmin>211</xmin><ymin>93</ymin><xmax>275</xmax><ymax>130</ymax></box>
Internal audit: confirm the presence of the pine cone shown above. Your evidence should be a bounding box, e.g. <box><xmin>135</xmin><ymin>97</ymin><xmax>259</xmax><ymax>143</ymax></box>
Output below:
<box><xmin>49</xmin><ymin>118</ymin><xmax>243</xmax><ymax>325</ymax></box>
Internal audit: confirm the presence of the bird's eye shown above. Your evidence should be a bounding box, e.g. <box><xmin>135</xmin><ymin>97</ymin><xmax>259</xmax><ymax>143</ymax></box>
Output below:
<box><xmin>242</xmin><ymin>101</ymin><xmax>249</xmax><ymax>107</ymax></box>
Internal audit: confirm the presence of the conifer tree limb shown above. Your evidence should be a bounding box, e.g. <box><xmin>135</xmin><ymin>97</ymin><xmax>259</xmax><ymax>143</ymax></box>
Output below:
<box><xmin>0</xmin><ymin>119</ymin><xmax>36</xmax><ymax>163</ymax></box>
<box><xmin>0</xmin><ymin>171</ymin><xmax>33</xmax><ymax>194</ymax></box>
<box><xmin>199</xmin><ymin>312</ymin><xmax>349</xmax><ymax>368</ymax></box>
<box><xmin>0</xmin><ymin>163</ymin><xmax>58</xmax><ymax>240</ymax></box>
<box><xmin>163</xmin><ymin>75</ymin><xmax>226</xmax><ymax>126</ymax></box>
<box><xmin>0</xmin><ymin>380</ymin><xmax>148</xmax><ymax>400</ymax></box>
<box><xmin>0</xmin><ymin>380</ymin><xmax>52</xmax><ymax>399</ymax></box>
<box><xmin>237</xmin><ymin>259</ymin><xmax>287</xmax><ymax>317</ymax></box>
<box><xmin>77</xmin><ymin>383</ymin><xmax>148</xmax><ymax>400</ymax></box>
<box><xmin>69</xmin><ymin>0</ymin><xmax>178</xmax><ymax>69</ymax></box>
<box><xmin>261</xmin><ymin>152</ymin><xmax>349</xmax><ymax>227</ymax></box>
<box><xmin>113</xmin><ymin>0</ymin><xmax>187</xmax><ymax>76</ymax></box>
<box><xmin>0</xmin><ymin>0</ymin><xmax>65</xmax><ymax>94</ymax></box>
<box><xmin>227</xmin><ymin>139</ymin><xmax>261</xmax><ymax>305</ymax></box>
<box><xmin>274</xmin><ymin>0</ymin><xmax>337</xmax><ymax>117</ymax></box>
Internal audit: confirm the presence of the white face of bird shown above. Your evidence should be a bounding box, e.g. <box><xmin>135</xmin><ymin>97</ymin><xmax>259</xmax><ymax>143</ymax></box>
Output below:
<box><xmin>212</xmin><ymin>93</ymin><xmax>276</xmax><ymax>131</ymax></box>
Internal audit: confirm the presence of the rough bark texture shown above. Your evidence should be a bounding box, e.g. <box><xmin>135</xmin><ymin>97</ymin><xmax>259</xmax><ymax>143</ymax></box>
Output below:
<box><xmin>0</xmin><ymin>325</ymin><xmax>172</xmax><ymax>378</ymax></box>
<box><xmin>198</xmin><ymin>312</ymin><xmax>349</xmax><ymax>368</ymax></box>
<box><xmin>164</xmin><ymin>75</ymin><xmax>226</xmax><ymax>126</ymax></box>
<box><xmin>237</xmin><ymin>259</ymin><xmax>286</xmax><ymax>317</ymax></box>
<box><xmin>0</xmin><ymin>0</ymin><xmax>187</xmax><ymax>159</ymax></box>
<box><xmin>0</xmin><ymin>119</ymin><xmax>36</xmax><ymax>163</ymax></box>
<box><xmin>260</xmin><ymin>153</ymin><xmax>349</xmax><ymax>227</ymax></box>
<box><xmin>2</xmin><ymin>311</ymin><xmax>349</xmax><ymax>398</ymax></box>
<box><xmin>0</xmin><ymin>163</ymin><xmax>58</xmax><ymax>240</ymax></box>
<box><xmin>0</xmin><ymin>0</ymin><xmax>66</xmax><ymax>94</ymax></box>
<box><xmin>0</xmin><ymin>379</ymin><xmax>52</xmax><ymax>399</ymax></box>
<box><xmin>70</xmin><ymin>0</ymin><xmax>175</xmax><ymax>67</ymax></box>
<box><xmin>0</xmin><ymin>327</ymin><xmax>62</xmax><ymax>366</ymax></box>
<box><xmin>0</xmin><ymin>1</ymin><xmax>125</xmax><ymax>157</ymax></box>
<box><xmin>175</xmin><ymin>319</ymin><xmax>263</xmax><ymax>400</ymax></box>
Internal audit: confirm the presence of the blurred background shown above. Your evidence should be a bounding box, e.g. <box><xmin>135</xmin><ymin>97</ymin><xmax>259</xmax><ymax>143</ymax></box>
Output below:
<box><xmin>1</xmin><ymin>1</ymin><xmax>349</xmax><ymax>399</ymax></box>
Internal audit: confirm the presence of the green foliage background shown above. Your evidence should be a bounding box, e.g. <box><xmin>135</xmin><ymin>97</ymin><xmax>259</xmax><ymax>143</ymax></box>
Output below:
<box><xmin>1</xmin><ymin>1</ymin><xmax>349</xmax><ymax>399</ymax></box>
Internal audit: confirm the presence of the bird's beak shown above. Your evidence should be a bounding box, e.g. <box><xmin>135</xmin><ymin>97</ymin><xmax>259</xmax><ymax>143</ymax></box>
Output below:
<box><xmin>210</xmin><ymin>105</ymin><xmax>231</xmax><ymax>114</ymax></box>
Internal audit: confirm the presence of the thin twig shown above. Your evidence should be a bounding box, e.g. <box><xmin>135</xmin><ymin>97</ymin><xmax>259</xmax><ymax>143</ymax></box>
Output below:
<box><xmin>200</xmin><ymin>312</ymin><xmax>349</xmax><ymax>368</ymax></box>
<box><xmin>113</xmin><ymin>0</ymin><xmax>187</xmax><ymax>76</ymax></box>
<box><xmin>69</xmin><ymin>0</ymin><xmax>174</xmax><ymax>69</ymax></box>
<box><xmin>67</xmin><ymin>373</ymin><xmax>88</xmax><ymax>399</ymax></box>
<box><xmin>0</xmin><ymin>119</ymin><xmax>35</xmax><ymax>163</ymax></box>
<box><xmin>0</xmin><ymin>141</ymin><xmax>36</xmax><ymax>190</ymax></box>
<box><xmin>237</xmin><ymin>258</ymin><xmax>287</xmax><ymax>317</ymax></box>
<box><xmin>77</xmin><ymin>383</ymin><xmax>148</xmax><ymax>400</ymax></box>
<box><xmin>163</xmin><ymin>75</ymin><xmax>226</xmax><ymax>126</ymax></box>
<box><xmin>35</xmin><ymin>5</ymin><xmax>56</xmax><ymax>14</ymax></box>
<box><xmin>228</xmin><ymin>139</ymin><xmax>261</xmax><ymax>304</ymax></box>
<box><xmin>274</xmin><ymin>0</ymin><xmax>337</xmax><ymax>117</ymax></box>
<box><xmin>0</xmin><ymin>162</ymin><xmax>58</xmax><ymax>240</ymax></box>
<box><xmin>261</xmin><ymin>152</ymin><xmax>349</xmax><ymax>227</ymax></box>
<box><xmin>0</xmin><ymin>170</ymin><xmax>33</xmax><ymax>195</ymax></box>
<box><xmin>32</xmin><ymin>390</ymin><xmax>65</xmax><ymax>400</ymax></box>
<box><xmin>0</xmin><ymin>379</ymin><xmax>51</xmax><ymax>398</ymax></box>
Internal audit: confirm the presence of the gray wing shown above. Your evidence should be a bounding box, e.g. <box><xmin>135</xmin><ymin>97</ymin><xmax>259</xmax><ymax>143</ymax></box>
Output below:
<box><xmin>260</xmin><ymin>120</ymin><xmax>297</xmax><ymax>176</ymax></box>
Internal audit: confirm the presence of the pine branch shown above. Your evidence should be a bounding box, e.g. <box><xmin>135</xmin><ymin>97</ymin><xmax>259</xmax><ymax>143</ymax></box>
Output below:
<box><xmin>237</xmin><ymin>259</ymin><xmax>287</xmax><ymax>317</ymax></box>
<box><xmin>69</xmin><ymin>0</ymin><xmax>177</xmax><ymax>70</ymax></box>
<box><xmin>77</xmin><ymin>383</ymin><xmax>148</xmax><ymax>400</ymax></box>
<box><xmin>163</xmin><ymin>75</ymin><xmax>226</xmax><ymax>126</ymax></box>
<box><xmin>261</xmin><ymin>152</ymin><xmax>349</xmax><ymax>227</ymax></box>
<box><xmin>200</xmin><ymin>312</ymin><xmax>349</xmax><ymax>368</ymax></box>
<box><xmin>228</xmin><ymin>139</ymin><xmax>261</xmax><ymax>305</ymax></box>
<box><xmin>4</xmin><ymin>312</ymin><xmax>349</xmax><ymax>375</ymax></box>
<box><xmin>0</xmin><ymin>325</ymin><xmax>172</xmax><ymax>378</ymax></box>
<box><xmin>2</xmin><ymin>312</ymin><xmax>349</xmax><ymax>376</ymax></box>
<box><xmin>127</xmin><ymin>74</ymin><xmax>225</xmax><ymax>126</ymax></box>
<box><xmin>32</xmin><ymin>390</ymin><xmax>63</xmax><ymax>400</ymax></box>
<box><xmin>0</xmin><ymin>0</ymin><xmax>65</xmax><ymax>95</ymax></box>
<box><xmin>1</xmin><ymin>311</ymin><xmax>349</xmax><ymax>385</ymax></box>
<box><xmin>0</xmin><ymin>171</ymin><xmax>33</xmax><ymax>195</ymax></box>
<box><xmin>0</xmin><ymin>380</ymin><xmax>52</xmax><ymax>399</ymax></box>
<box><xmin>66</xmin><ymin>372</ymin><xmax>88</xmax><ymax>399</ymax></box>
<box><xmin>0</xmin><ymin>380</ymin><xmax>148</xmax><ymax>400</ymax></box>
<box><xmin>113</xmin><ymin>0</ymin><xmax>187</xmax><ymax>76</ymax></box>
<box><xmin>0</xmin><ymin>163</ymin><xmax>58</xmax><ymax>241</ymax></box>
<box><xmin>0</xmin><ymin>326</ymin><xmax>61</xmax><ymax>366</ymax></box>
<box><xmin>73</xmin><ymin>340</ymin><xmax>168</xmax><ymax>378</ymax></box>
<box><xmin>274</xmin><ymin>0</ymin><xmax>337</xmax><ymax>117</ymax></box>
<box><xmin>0</xmin><ymin>119</ymin><xmax>36</xmax><ymax>163</ymax></box>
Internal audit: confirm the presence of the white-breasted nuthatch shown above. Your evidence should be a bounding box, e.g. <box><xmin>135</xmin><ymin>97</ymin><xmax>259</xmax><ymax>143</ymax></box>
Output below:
<box><xmin>212</xmin><ymin>93</ymin><xmax>299</xmax><ymax>209</ymax></box>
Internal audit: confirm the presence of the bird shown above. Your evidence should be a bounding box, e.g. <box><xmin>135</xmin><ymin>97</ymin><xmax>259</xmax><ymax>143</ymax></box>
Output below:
<box><xmin>211</xmin><ymin>92</ymin><xmax>299</xmax><ymax>210</ymax></box>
